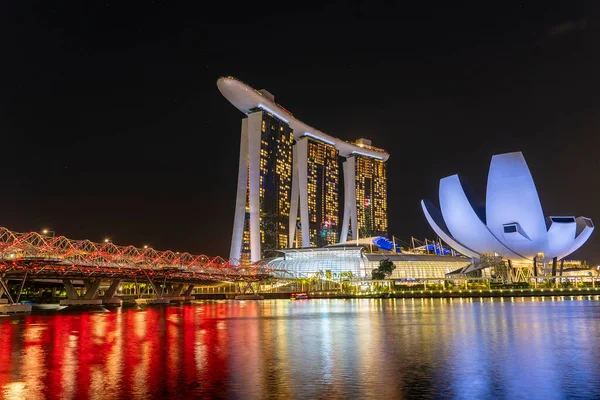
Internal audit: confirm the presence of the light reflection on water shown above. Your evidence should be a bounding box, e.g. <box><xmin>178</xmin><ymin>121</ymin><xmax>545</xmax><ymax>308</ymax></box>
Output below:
<box><xmin>0</xmin><ymin>297</ymin><xmax>599</xmax><ymax>399</ymax></box>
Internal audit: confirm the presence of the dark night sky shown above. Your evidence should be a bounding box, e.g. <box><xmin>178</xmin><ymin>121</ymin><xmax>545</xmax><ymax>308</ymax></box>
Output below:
<box><xmin>0</xmin><ymin>2</ymin><xmax>598</xmax><ymax>263</ymax></box>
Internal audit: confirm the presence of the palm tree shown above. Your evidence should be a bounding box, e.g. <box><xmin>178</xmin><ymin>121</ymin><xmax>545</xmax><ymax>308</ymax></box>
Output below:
<box><xmin>315</xmin><ymin>270</ymin><xmax>324</xmax><ymax>291</ymax></box>
<box><xmin>325</xmin><ymin>270</ymin><xmax>332</xmax><ymax>289</ymax></box>
<box><xmin>309</xmin><ymin>276</ymin><xmax>318</xmax><ymax>292</ymax></box>
<box><xmin>332</xmin><ymin>272</ymin><xmax>339</xmax><ymax>290</ymax></box>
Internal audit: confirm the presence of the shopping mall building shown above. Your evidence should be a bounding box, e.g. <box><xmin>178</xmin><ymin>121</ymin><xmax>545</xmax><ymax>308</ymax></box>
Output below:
<box><xmin>260</xmin><ymin>237</ymin><xmax>473</xmax><ymax>280</ymax></box>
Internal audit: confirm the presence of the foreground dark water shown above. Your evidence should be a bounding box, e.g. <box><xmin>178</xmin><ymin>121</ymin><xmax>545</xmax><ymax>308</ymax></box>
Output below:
<box><xmin>1</xmin><ymin>297</ymin><xmax>599</xmax><ymax>399</ymax></box>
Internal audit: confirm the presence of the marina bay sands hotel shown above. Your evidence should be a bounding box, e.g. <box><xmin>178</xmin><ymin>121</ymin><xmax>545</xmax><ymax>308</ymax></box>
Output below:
<box><xmin>218</xmin><ymin>77</ymin><xmax>389</xmax><ymax>264</ymax></box>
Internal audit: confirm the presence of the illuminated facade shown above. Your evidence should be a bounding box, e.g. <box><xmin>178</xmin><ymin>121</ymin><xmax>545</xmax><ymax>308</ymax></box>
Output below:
<box><xmin>310</xmin><ymin>139</ymin><xmax>340</xmax><ymax>246</ymax></box>
<box><xmin>218</xmin><ymin>76</ymin><xmax>389</xmax><ymax>263</ymax></box>
<box><xmin>257</xmin><ymin>110</ymin><xmax>294</xmax><ymax>253</ymax></box>
<box><xmin>421</xmin><ymin>151</ymin><xmax>594</xmax><ymax>272</ymax></box>
<box><xmin>231</xmin><ymin>108</ymin><xmax>293</xmax><ymax>264</ymax></box>
<box><xmin>354</xmin><ymin>152</ymin><xmax>387</xmax><ymax>238</ymax></box>
<box><xmin>340</xmin><ymin>139</ymin><xmax>388</xmax><ymax>242</ymax></box>
<box><xmin>262</xmin><ymin>245</ymin><xmax>471</xmax><ymax>279</ymax></box>
<box><xmin>290</xmin><ymin>137</ymin><xmax>340</xmax><ymax>248</ymax></box>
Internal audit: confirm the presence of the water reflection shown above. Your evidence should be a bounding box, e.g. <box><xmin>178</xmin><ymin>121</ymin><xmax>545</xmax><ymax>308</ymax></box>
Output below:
<box><xmin>0</xmin><ymin>297</ymin><xmax>599</xmax><ymax>399</ymax></box>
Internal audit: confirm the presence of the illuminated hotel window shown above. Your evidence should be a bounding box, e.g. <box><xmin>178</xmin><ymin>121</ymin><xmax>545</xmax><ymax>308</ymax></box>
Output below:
<box><xmin>354</xmin><ymin>155</ymin><xmax>387</xmax><ymax>238</ymax></box>
<box><xmin>304</xmin><ymin>138</ymin><xmax>339</xmax><ymax>247</ymax></box>
<box><xmin>237</xmin><ymin>110</ymin><xmax>293</xmax><ymax>258</ymax></box>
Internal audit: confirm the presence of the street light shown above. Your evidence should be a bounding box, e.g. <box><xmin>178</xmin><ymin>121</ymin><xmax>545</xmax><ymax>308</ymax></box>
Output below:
<box><xmin>104</xmin><ymin>238</ymin><xmax>110</xmax><ymax>243</ymax></box>
<box><xmin>143</xmin><ymin>245</ymin><xmax>148</xmax><ymax>249</ymax></box>
<box><xmin>41</xmin><ymin>229</ymin><xmax>55</xmax><ymax>238</ymax></box>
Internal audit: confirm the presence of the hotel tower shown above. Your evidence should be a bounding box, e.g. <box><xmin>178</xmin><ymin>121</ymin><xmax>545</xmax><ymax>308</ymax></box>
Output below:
<box><xmin>217</xmin><ymin>77</ymin><xmax>390</xmax><ymax>264</ymax></box>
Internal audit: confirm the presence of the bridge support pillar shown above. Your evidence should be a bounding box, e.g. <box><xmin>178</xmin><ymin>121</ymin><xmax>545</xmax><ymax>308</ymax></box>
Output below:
<box><xmin>170</xmin><ymin>283</ymin><xmax>184</xmax><ymax>296</ymax></box>
<box><xmin>102</xmin><ymin>279</ymin><xmax>121</xmax><ymax>298</ymax></box>
<box><xmin>60</xmin><ymin>279</ymin><xmax>103</xmax><ymax>307</ymax></box>
<box><xmin>0</xmin><ymin>279</ymin><xmax>13</xmax><ymax>303</ymax></box>
<box><xmin>0</xmin><ymin>277</ymin><xmax>31</xmax><ymax>314</ymax></box>
<box><xmin>62</xmin><ymin>279</ymin><xmax>80</xmax><ymax>300</ymax></box>
<box><xmin>162</xmin><ymin>283</ymin><xmax>185</xmax><ymax>302</ymax></box>
<box><xmin>132</xmin><ymin>274</ymin><xmax>170</xmax><ymax>305</ymax></box>
<box><xmin>237</xmin><ymin>281</ymin><xmax>258</xmax><ymax>294</ymax></box>
<box><xmin>82</xmin><ymin>279</ymin><xmax>101</xmax><ymax>300</ymax></box>
<box><xmin>234</xmin><ymin>281</ymin><xmax>264</xmax><ymax>300</ymax></box>
<box><xmin>163</xmin><ymin>284</ymin><xmax>180</xmax><ymax>296</ymax></box>
<box><xmin>162</xmin><ymin>283</ymin><xmax>186</xmax><ymax>302</ymax></box>
<box><xmin>142</xmin><ymin>273</ymin><xmax>161</xmax><ymax>298</ymax></box>
<box><xmin>101</xmin><ymin>279</ymin><xmax>122</xmax><ymax>307</ymax></box>
<box><xmin>184</xmin><ymin>284</ymin><xmax>195</xmax><ymax>300</ymax></box>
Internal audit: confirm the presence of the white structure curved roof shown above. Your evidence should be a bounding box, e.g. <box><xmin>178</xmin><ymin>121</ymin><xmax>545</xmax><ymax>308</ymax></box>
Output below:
<box><xmin>217</xmin><ymin>76</ymin><xmax>390</xmax><ymax>161</ymax></box>
<box><xmin>438</xmin><ymin>175</ymin><xmax>528</xmax><ymax>261</ymax></box>
<box><xmin>421</xmin><ymin>199</ymin><xmax>480</xmax><ymax>259</ymax></box>
<box><xmin>485</xmin><ymin>152</ymin><xmax>548</xmax><ymax>257</ymax></box>
<box><xmin>422</xmin><ymin>151</ymin><xmax>594</xmax><ymax>263</ymax></box>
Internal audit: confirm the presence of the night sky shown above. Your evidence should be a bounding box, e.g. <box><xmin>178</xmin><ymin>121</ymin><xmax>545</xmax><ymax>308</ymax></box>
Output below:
<box><xmin>0</xmin><ymin>2</ymin><xmax>598</xmax><ymax>263</ymax></box>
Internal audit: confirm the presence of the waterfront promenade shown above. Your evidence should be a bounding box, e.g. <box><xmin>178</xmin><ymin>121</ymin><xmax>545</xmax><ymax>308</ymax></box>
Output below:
<box><xmin>191</xmin><ymin>287</ymin><xmax>600</xmax><ymax>300</ymax></box>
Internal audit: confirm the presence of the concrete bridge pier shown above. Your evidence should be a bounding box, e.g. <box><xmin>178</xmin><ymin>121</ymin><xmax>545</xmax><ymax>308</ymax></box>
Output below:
<box><xmin>0</xmin><ymin>285</ymin><xmax>6</xmax><ymax>304</ymax></box>
<box><xmin>184</xmin><ymin>284</ymin><xmax>195</xmax><ymax>300</ymax></box>
<box><xmin>234</xmin><ymin>281</ymin><xmax>264</xmax><ymax>300</ymax></box>
<box><xmin>162</xmin><ymin>283</ymin><xmax>185</xmax><ymax>303</ymax></box>
<box><xmin>101</xmin><ymin>279</ymin><xmax>122</xmax><ymax>307</ymax></box>
<box><xmin>0</xmin><ymin>276</ymin><xmax>32</xmax><ymax>314</ymax></box>
<box><xmin>60</xmin><ymin>279</ymin><xmax>103</xmax><ymax>306</ymax></box>
<box><xmin>134</xmin><ymin>275</ymin><xmax>170</xmax><ymax>305</ymax></box>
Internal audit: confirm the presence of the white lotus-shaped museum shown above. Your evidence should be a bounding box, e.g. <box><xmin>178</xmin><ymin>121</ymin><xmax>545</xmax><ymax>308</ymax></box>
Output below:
<box><xmin>421</xmin><ymin>152</ymin><xmax>594</xmax><ymax>263</ymax></box>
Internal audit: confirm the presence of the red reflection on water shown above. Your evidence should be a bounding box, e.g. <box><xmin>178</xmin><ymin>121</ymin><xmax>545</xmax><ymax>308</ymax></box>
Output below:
<box><xmin>0</xmin><ymin>305</ymin><xmax>242</xmax><ymax>399</ymax></box>
<box><xmin>0</xmin><ymin>320</ymin><xmax>15</xmax><ymax>393</ymax></box>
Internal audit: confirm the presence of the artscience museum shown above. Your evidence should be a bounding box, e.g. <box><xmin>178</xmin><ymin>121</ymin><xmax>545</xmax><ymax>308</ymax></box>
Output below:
<box><xmin>421</xmin><ymin>151</ymin><xmax>594</xmax><ymax>275</ymax></box>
